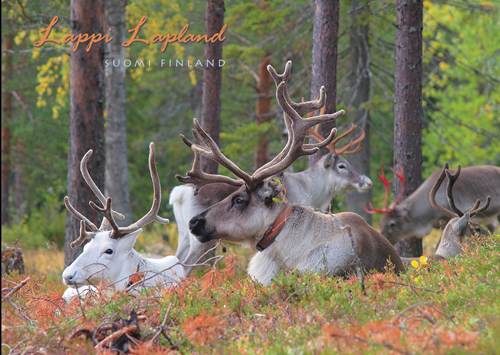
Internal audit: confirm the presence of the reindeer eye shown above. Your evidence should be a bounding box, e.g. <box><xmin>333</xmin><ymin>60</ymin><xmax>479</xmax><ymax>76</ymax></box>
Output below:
<box><xmin>338</xmin><ymin>164</ymin><xmax>346</xmax><ymax>170</ymax></box>
<box><xmin>231</xmin><ymin>196</ymin><xmax>247</xmax><ymax>209</ymax></box>
<box><xmin>104</xmin><ymin>249</ymin><xmax>113</xmax><ymax>255</ymax></box>
<box><xmin>474</xmin><ymin>227</ymin><xmax>481</xmax><ymax>234</ymax></box>
<box><xmin>389</xmin><ymin>222</ymin><xmax>396</xmax><ymax>228</ymax></box>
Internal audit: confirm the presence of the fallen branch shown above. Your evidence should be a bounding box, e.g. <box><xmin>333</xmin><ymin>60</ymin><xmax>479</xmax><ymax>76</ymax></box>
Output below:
<box><xmin>95</xmin><ymin>325</ymin><xmax>138</xmax><ymax>350</ymax></box>
<box><xmin>2</xmin><ymin>276</ymin><xmax>30</xmax><ymax>302</ymax></box>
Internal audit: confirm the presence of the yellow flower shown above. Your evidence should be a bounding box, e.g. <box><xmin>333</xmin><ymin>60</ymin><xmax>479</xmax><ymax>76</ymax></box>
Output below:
<box><xmin>411</xmin><ymin>260</ymin><xmax>419</xmax><ymax>268</ymax></box>
<box><xmin>419</xmin><ymin>256</ymin><xmax>428</xmax><ymax>265</ymax></box>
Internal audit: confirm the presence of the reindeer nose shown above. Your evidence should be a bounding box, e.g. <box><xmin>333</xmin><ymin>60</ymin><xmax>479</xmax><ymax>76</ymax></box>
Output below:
<box><xmin>189</xmin><ymin>211</ymin><xmax>215</xmax><ymax>242</ymax></box>
<box><xmin>63</xmin><ymin>271</ymin><xmax>77</xmax><ymax>285</ymax></box>
<box><xmin>189</xmin><ymin>215</ymin><xmax>206</xmax><ymax>234</ymax></box>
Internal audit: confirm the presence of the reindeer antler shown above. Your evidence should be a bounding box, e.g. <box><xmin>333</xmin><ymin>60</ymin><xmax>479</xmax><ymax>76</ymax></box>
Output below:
<box><xmin>307</xmin><ymin>123</ymin><xmax>365</xmax><ymax>156</ymax></box>
<box><xmin>428</xmin><ymin>162</ymin><xmax>458</xmax><ymax>219</ymax></box>
<box><xmin>429</xmin><ymin>163</ymin><xmax>491</xmax><ymax>219</ymax></box>
<box><xmin>66</xmin><ymin>143</ymin><xmax>169</xmax><ymax>247</ymax></box>
<box><xmin>177</xmin><ymin>62</ymin><xmax>345</xmax><ymax>192</ymax></box>
<box><xmin>66</xmin><ymin>149</ymin><xmax>125</xmax><ymax>247</ymax></box>
<box><xmin>363</xmin><ymin>163</ymin><xmax>405</xmax><ymax>214</ymax></box>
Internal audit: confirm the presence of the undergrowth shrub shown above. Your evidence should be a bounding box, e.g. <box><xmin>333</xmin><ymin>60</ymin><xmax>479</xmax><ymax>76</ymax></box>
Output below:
<box><xmin>2</xmin><ymin>190</ymin><xmax>66</xmax><ymax>250</ymax></box>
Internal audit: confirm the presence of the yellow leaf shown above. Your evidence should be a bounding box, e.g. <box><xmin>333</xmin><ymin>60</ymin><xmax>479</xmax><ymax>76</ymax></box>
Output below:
<box><xmin>189</xmin><ymin>70</ymin><xmax>196</xmax><ymax>86</ymax></box>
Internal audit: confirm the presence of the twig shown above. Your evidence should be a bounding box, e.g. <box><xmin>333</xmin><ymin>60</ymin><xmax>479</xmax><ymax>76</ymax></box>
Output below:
<box><xmin>150</xmin><ymin>304</ymin><xmax>173</xmax><ymax>345</ymax></box>
<box><xmin>381</xmin><ymin>280</ymin><xmax>442</xmax><ymax>293</ymax></box>
<box><xmin>284</xmin><ymin>288</ymin><xmax>310</xmax><ymax>303</ymax></box>
<box><xmin>30</xmin><ymin>296</ymin><xmax>66</xmax><ymax>317</ymax></box>
<box><xmin>2</xmin><ymin>276</ymin><xmax>30</xmax><ymax>302</ymax></box>
<box><xmin>94</xmin><ymin>325</ymin><xmax>138</xmax><ymax>350</ymax></box>
<box><xmin>10</xmin><ymin>90</ymin><xmax>34</xmax><ymax>123</ymax></box>
<box><xmin>2</xmin><ymin>47</ymin><xmax>71</xmax><ymax>53</ymax></box>
<box><xmin>395</xmin><ymin>302</ymin><xmax>434</xmax><ymax>322</ymax></box>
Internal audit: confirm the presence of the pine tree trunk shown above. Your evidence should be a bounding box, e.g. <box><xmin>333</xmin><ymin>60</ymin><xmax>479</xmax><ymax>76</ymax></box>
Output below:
<box><xmin>345</xmin><ymin>0</ymin><xmax>372</xmax><ymax>225</ymax></box>
<box><xmin>14</xmin><ymin>139</ymin><xmax>24</xmax><ymax>224</ymax></box>
<box><xmin>1</xmin><ymin>35</ymin><xmax>14</xmax><ymax>226</ymax></box>
<box><xmin>254</xmin><ymin>55</ymin><xmax>273</xmax><ymax>169</ymax></box>
<box><xmin>308</xmin><ymin>0</ymin><xmax>339</xmax><ymax>167</ymax></box>
<box><xmin>200</xmin><ymin>0</ymin><xmax>225</xmax><ymax>174</ymax></box>
<box><xmin>105</xmin><ymin>0</ymin><xmax>132</xmax><ymax>226</ymax></box>
<box><xmin>1</xmin><ymin>127</ymin><xmax>11</xmax><ymax>226</ymax></box>
<box><xmin>65</xmin><ymin>0</ymin><xmax>106</xmax><ymax>266</ymax></box>
<box><xmin>393</xmin><ymin>0</ymin><xmax>423</xmax><ymax>257</ymax></box>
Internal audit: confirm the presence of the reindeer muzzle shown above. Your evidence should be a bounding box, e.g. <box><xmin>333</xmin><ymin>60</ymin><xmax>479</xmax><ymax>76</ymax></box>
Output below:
<box><xmin>189</xmin><ymin>211</ymin><xmax>215</xmax><ymax>243</ymax></box>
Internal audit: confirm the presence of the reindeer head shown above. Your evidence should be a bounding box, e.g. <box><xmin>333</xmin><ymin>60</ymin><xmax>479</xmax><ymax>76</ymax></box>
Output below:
<box><xmin>176</xmin><ymin>61</ymin><xmax>345</xmax><ymax>248</ymax></box>
<box><xmin>430</xmin><ymin>163</ymin><xmax>491</xmax><ymax>258</ymax></box>
<box><xmin>62</xmin><ymin>143</ymin><xmax>169</xmax><ymax>289</ymax></box>
<box><xmin>362</xmin><ymin>164</ymin><xmax>407</xmax><ymax>244</ymax></box>
<box><xmin>308</xmin><ymin>123</ymin><xmax>372</xmax><ymax>194</ymax></box>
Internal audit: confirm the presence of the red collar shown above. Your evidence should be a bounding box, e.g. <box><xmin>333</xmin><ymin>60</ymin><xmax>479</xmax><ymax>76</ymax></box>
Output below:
<box><xmin>256</xmin><ymin>203</ymin><xmax>293</xmax><ymax>252</ymax></box>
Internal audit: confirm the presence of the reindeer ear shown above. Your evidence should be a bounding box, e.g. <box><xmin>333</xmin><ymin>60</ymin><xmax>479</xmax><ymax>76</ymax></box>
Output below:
<box><xmin>324</xmin><ymin>152</ymin><xmax>335</xmax><ymax>168</ymax></box>
<box><xmin>117</xmin><ymin>228</ymin><xmax>142</xmax><ymax>252</ymax></box>
<box><xmin>453</xmin><ymin>213</ymin><xmax>470</xmax><ymax>235</ymax></box>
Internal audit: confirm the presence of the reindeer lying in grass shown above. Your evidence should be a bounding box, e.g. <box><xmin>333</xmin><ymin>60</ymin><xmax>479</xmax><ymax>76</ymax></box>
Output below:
<box><xmin>177</xmin><ymin>78</ymin><xmax>404</xmax><ymax>285</ymax></box>
<box><xmin>62</xmin><ymin>143</ymin><xmax>185</xmax><ymax>302</ymax></box>
<box><xmin>400</xmin><ymin>163</ymin><xmax>492</xmax><ymax>265</ymax></box>
<box><xmin>364</xmin><ymin>163</ymin><xmax>500</xmax><ymax>245</ymax></box>
<box><xmin>171</xmin><ymin>61</ymin><xmax>372</xmax><ymax>275</ymax></box>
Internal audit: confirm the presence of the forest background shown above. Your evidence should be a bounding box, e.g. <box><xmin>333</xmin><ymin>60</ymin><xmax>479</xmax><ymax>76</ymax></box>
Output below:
<box><xmin>2</xmin><ymin>0</ymin><xmax>499</xmax><ymax>256</ymax></box>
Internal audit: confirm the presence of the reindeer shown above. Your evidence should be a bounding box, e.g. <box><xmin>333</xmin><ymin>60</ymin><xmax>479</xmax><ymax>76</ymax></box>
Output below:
<box><xmin>171</xmin><ymin>61</ymin><xmax>372</xmax><ymax>274</ymax></box>
<box><xmin>62</xmin><ymin>143</ymin><xmax>185</xmax><ymax>302</ymax></box>
<box><xmin>364</xmin><ymin>164</ymin><xmax>500</xmax><ymax>245</ymax></box>
<box><xmin>177</xmin><ymin>77</ymin><xmax>404</xmax><ymax>285</ymax></box>
<box><xmin>400</xmin><ymin>163</ymin><xmax>491</xmax><ymax>265</ymax></box>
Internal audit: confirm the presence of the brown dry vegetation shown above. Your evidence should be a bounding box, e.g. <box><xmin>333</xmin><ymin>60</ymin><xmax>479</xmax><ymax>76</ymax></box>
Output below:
<box><xmin>2</xmin><ymin>232</ymin><xmax>499</xmax><ymax>354</ymax></box>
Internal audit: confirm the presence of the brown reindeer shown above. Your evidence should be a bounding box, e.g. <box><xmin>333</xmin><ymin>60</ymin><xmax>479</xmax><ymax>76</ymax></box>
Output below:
<box><xmin>177</xmin><ymin>77</ymin><xmax>404</xmax><ymax>284</ymax></box>
<box><xmin>171</xmin><ymin>62</ymin><xmax>372</xmax><ymax>274</ymax></box>
<box><xmin>364</xmin><ymin>164</ymin><xmax>500</xmax><ymax>245</ymax></box>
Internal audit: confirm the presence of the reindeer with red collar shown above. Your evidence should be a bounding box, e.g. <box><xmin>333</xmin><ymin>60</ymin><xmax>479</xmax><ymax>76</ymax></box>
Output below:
<box><xmin>177</xmin><ymin>75</ymin><xmax>404</xmax><ymax>285</ymax></box>
<box><xmin>170</xmin><ymin>61</ymin><xmax>372</xmax><ymax>275</ymax></box>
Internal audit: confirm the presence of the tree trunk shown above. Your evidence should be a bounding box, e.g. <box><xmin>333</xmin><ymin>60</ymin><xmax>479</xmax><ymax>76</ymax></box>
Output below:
<box><xmin>345</xmin><ymin>0</ymin><xmax>372</xmax><ymax>225</ymax></box>
<box><xmin>65</xmin><ymin>0</ymin><xmax>106</xmax><ymax>266</ymax></box>
<box><xmin>105</xmin><ymin>0</ymin><xmax>132</xmax><ymax>226</ymax></box>
<box><xmin>393</xmin><ymin>0</ymin><xmax>423</xmax><ymax>257</ymax></box>
<box><xmin>308</xmin><ymin>0</ymin><xmax>339</xmax><ymax>167</ymax></box>
<box><xmin>200</xmin><ymin>0</ymin><xmax>225</xmax><ymax>174</ymax></box>
<box><xmin>14</xmin><ymin>139</ymin><xmax>24</xmax><ymax>224</ymax></box>
<box><xmin>254</xmin><ymin>55</ymin><xmax>273</xmax><ymax>169</ymax></box>
<box><xmin>1</xmin><ymin>35</ymin><xmax>14</xmax><ymax>226</ymax></box>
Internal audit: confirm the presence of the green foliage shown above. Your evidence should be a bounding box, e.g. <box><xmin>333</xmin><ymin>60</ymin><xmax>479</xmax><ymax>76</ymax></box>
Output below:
<box><xmin>422</xmin><ymin>1</ymin><xmax>500</xmax><ymax>169</ymax></box>
<box><xmin>2</xmin><ymin>0</ymin><xmax>499</xmax><ymax>247</ymax></box>
<box><xmin>2</xmin><ymin>188</ymin><xmax>66</xmax><ymax>249</ymax></box>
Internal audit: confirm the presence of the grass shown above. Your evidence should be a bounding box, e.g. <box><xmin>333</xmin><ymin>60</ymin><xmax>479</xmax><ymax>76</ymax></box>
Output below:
<box><xmin>2</xmin><ymin>230</ymin><xmax>499</xmax><ymax>354</ymax></box>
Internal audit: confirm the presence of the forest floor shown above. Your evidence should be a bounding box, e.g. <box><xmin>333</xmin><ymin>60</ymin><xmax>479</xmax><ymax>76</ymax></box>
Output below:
<box><xmin>2</xmin><ymin>231</ymin><xmax>499</xmax><ymax>354</ymax></box>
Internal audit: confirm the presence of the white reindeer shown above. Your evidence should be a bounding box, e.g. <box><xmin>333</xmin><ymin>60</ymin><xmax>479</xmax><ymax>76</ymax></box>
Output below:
<box><xmin>177</xmin><ymin>79</ymin><xmax>404</xmax><ymax>284</ymax></box>
<box><xmin>171</xmin><ymin>61</ymin><xmax>373</xmax><ymax>274</ymax></box>
<box><xmin>62</xmin><ymin>143</ymin><xmax>185</xmax><ymax>302</ymax></box>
